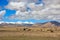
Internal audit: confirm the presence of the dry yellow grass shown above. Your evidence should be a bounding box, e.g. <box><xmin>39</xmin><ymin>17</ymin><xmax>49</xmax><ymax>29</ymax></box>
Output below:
<box><xmin>0</xmin><ymin>27</ymin><xmax>59</xmax><ymax>32</ymax></box>
<box><xmin>0</xmin><ymin>27</ymin><xmax>60</xmax><ymax>37</ymax></box>
<box><xmin>0</xmin><ymin>27</ymin><xmax>60</xmax><ymax>40</ymax></box>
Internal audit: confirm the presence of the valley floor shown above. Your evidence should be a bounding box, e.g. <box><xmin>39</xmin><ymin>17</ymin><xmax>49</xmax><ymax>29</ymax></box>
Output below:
<box><xmin>0</xmin><ymin>27</ymin><xmax>60</xmax><ymax>40</ymax></box>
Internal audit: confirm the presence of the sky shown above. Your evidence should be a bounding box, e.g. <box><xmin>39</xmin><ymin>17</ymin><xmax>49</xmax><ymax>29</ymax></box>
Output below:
<box><xmin>0</xmin><ymin>0</ymin><xmax>60</xmax><ymax>23</ymax></box>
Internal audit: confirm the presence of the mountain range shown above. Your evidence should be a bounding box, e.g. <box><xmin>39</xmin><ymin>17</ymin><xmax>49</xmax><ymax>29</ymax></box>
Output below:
<box><xmin>0</xmin><ymin>21</ymin><xmax>60</xmax><ymax>27</ymax></box>
<box><xmin>33</xmin><ymin>21</ymin><xmax>60</xmax><ymax>27</ymax></box>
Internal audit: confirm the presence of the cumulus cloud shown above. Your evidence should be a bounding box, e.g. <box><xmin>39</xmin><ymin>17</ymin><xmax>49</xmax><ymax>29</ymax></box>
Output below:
<box><xmin>6</xmin><ymin>2</ymin><xmax>27</xmax><ymax>10</ymax></box>
<box><xmin>5</xmin><ymin>0</ymin><xmax>60</xmax><ymax>22</ymax></box>
<box><xmin>27</xmin><ymin>3</ymin><xmax>44</xmax><ymax>11</ymax></box>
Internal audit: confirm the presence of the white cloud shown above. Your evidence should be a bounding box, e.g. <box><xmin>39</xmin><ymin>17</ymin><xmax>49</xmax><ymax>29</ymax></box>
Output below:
<box><xmin>6</xmin><ymin>0</ymin><xmax>60</xmax><ymax>22</ymax></box>
<box><xmin>27</xmin><ymin>3</ymin><xmax>44</xmax><ymax>11</ymax></box>
<box><xmin>6</xmin><ymin>2</ymin><xmax>27</xmax><ymax>10</ymax></box>
<box><xmin>9</xmin><ymin>0</ymin><xmax>39</xmax><ymax>3</ymax></box>
<box><xmin>0</xmin><ymin>10</ymin><xmax>6</xmax><ymax>16</ymax></box>
<box><xmin>23</xmin><ymin>21</ymin><xmax>34</xmax><ymax>24</ymax></box>
<box><xmin>0</xmin><ymin>10</ymin><xmax>6</xmax><ymax>20</ymax></box>
<box><xmin>0</xmin><ymin>21</ymin><xmax>34</xmax><ymax>24</ymax></box>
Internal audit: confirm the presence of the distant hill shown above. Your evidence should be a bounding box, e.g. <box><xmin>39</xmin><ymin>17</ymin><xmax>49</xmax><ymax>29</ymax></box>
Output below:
<box><xmin>49</xmin><ymin>21</ymin><xmax>60</xmax><ymax>26</ymax></box>
<box><xmin>33</xmin><ymin>21</ymin><xmax>60</xmax><ymax>27</ymax></box>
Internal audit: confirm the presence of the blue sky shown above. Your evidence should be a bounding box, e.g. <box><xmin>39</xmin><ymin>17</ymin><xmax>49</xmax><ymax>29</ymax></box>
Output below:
<box><xmin>0</xmin><ymin>0</ymin><xmax>58</xmax><ymax>23</ymax></box>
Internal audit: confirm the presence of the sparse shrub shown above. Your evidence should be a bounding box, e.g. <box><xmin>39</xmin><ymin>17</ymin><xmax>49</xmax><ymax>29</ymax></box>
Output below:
<box><xmin>23</xmin><ymin>28</ymin><xmax>26</xmax><ymax>31</ymax></box>
<box><xmin>23</xmin><ymin>28</ymin><xmax>28</xmax><ymax>31</ymax></box>
<box><xmin>50</xmin><ymin>30</ymin><xmax>54</xmax><ymax>32</ymax></box>
<box><xmin>27</xmin><ymin>29</ymin><xmax>31</xmax><ymax>31</ymax></box>
<box><xmin>47</xmin><ymin>29</ymin><xmax>54</xmax><ymax>33</ymax></box>
<box><xmin>40</xmin><ymin>29</ymin><xmax>43</xmax><ymax>32</ymax></box>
